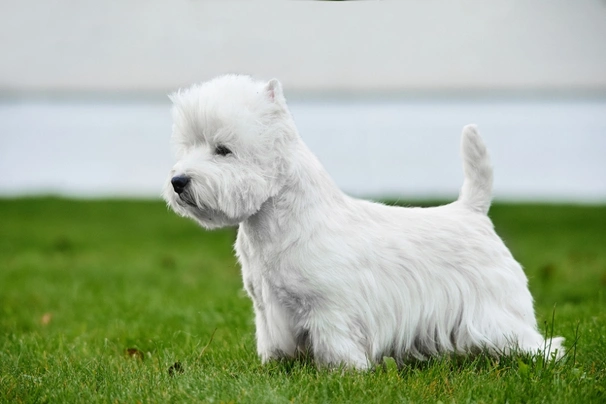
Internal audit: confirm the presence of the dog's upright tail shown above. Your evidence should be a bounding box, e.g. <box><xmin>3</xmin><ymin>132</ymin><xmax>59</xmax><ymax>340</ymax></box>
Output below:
<box><xmin>458</xmin><ymin>124</ymin><xmax>493</xmax><ymax>215</ymax></box>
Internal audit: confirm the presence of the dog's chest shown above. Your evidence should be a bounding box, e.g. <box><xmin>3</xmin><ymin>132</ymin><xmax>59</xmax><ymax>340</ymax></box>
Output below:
<box><xmin>236</xmin><ymin>227</ymin><xmax>321</xmax><ymax>314</ymax></box>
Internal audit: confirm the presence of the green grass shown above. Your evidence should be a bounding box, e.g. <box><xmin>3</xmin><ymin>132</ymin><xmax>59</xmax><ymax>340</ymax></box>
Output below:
<box><xmin>1</xmin><ymin>198</ymin><xmax>605</xmax><ymax>403</ymax></box>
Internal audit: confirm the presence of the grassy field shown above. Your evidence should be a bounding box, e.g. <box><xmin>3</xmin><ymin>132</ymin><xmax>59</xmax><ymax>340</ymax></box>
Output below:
<box><xmin>1</xmin><ymin>198</ymin><xmax>605</xmax><ymax>403</ymax></box>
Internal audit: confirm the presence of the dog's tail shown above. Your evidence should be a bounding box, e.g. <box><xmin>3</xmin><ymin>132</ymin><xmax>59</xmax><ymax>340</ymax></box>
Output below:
<box><xmin>458</xmin><ymin>125</ymin><xmax>493</xmax><ymax>215</ymax></box>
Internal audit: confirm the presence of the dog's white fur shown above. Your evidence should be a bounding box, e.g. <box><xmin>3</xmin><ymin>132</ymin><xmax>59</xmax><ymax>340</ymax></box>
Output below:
<box><xmin>163</xmin><ymin>74</ymin><xmax>564</xmax><ymax>369</ymax></box>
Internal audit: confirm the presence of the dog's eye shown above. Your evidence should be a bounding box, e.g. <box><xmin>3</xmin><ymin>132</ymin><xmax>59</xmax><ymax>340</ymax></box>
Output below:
<box><xmin>214</xmin><ymin>145</ymin><xmax>232</xmax><ymax>156</ymax></box>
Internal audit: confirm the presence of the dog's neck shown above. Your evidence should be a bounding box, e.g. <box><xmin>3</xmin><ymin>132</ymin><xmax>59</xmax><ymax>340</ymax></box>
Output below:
<box><xmin>240</xmin><ymin>140</ymin><xmax>347</xmax><ymax>246</ymax></box>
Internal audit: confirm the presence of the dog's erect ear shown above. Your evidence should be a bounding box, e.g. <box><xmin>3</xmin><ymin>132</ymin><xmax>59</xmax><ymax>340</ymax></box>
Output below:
<box><xmin>167</xmin><ymin>90</ymin><xmax>182</xmax><ymax>106</ymax></box>
<box><xmin>264</xmin><ymin>79</ymin><xmax>285</xmax><ymax>104</ymax></box>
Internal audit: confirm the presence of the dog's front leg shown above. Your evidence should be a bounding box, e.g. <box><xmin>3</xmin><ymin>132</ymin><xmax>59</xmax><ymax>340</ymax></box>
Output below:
<box><xmin>252</xmin><ymin>286</ymin><xmax>297</xmax><ymax>362</ymax></box>
<box><xmin>242</xmin><ymin>266</ymin><xmax>295</xmax><ymax>361</ymax></box>
<box><xmin>308</xmin><ymin>316</ymin><xmax>370</xmax><ymax>370</ymax></box>
<box><xmin>254</xmin><ymin>308</ymin><xmax>277</xmax><ymax>362</ymax></box>
<box><xmin>255</xmin><ymin>308</ymin><xmax>298</xmax><ymax>362</ymax></box>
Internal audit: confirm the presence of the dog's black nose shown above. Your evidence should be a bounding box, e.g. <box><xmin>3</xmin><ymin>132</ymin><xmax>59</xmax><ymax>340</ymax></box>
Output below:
<box><xmin>171</xmin><ymin>175</ymin><xmax>191</xmax><ymax>194</ymax></box>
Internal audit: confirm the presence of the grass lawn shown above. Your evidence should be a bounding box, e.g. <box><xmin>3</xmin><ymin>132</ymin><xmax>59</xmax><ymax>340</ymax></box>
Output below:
<box><xmin>1</xmin><ymin>198</ymin><xmax>605</xmax><ymax>403</ymax></box>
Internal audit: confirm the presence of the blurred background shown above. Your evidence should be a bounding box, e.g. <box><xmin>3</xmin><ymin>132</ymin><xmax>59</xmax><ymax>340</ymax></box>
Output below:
<box><xmin>2</xmin><ymin>3</ymin><xmax>606</xmax><ymax>402</ymax></box>
<box><xmin>1</xmin><ymin>0</ymin><xmax>605</xmax><ymax>202</ymax></box>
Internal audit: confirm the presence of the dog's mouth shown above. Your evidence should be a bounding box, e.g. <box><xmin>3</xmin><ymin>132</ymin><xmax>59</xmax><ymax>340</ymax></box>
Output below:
<box><xmin>170</xmin><ymin>187</ymin><xmax>242</xmax><ymax>227</ymax></box>
<box><xmin>178</xmin><ymin>191</ymin><xmax>198</xmax><ymax>208</ymax></box>
<box><xmin>176</xmin><ymin>191</ymin><xmax>219</xmax><ymax>222</ymax></box>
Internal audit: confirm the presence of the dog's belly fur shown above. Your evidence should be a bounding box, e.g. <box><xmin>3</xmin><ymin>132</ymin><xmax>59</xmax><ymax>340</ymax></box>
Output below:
<box><xmin>237</xmin><ymin>198</ymin><xmax>540</xmax><ymax>367</ymax></box>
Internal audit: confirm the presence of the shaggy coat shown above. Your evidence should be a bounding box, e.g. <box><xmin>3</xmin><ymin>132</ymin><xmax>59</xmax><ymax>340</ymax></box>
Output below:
<box><xmin>164</xmin><ymin>75</ymin><xmax>564</xmax><ymax>369</ymax></box>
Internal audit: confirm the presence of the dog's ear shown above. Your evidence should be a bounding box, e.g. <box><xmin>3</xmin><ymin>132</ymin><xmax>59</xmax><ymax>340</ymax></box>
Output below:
<box><xmin>264</xmin><ymin>79</ymin><xmax>285</xmax><ymax>104</ymax></box>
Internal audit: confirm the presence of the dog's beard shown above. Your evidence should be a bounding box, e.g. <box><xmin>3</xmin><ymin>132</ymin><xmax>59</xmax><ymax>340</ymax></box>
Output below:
<box><xmin>176</xmin><ymin>190</ymin><xmax>216</xmax><ymax>219</ymax></box>
<box><xmin>177</xmin><ymin>189</ymin><xmax>199</xmax><ymax>209</ymax></box>
<box><xmin>172</xmin><ymin>189</ymin><xmax>238</xmax><ymax>229</ymax></box>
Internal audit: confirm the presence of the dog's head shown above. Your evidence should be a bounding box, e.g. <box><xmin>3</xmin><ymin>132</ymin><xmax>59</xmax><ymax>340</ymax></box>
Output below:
<box><xmin>163</xmin><ymin>75</ymin><xmax>295</xmax><ymax>229</ymax></box>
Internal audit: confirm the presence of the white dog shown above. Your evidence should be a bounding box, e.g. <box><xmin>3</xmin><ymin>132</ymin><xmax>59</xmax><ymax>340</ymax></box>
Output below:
<box><xmin>163</xmin><ymin>75</ymin><xmax>564</xmax><ymax>369</ymax></box>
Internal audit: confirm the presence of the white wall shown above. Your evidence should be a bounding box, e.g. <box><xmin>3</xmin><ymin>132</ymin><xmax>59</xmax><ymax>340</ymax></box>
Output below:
<box><xmin>1</xmin><ymin>0</ymin><xmax>605</xmax><ymax>94</ymax></box>
<box><xmin>1</xmin><ymin>99</ymin><xmax>605</xmax><ymax>201</ymax></box>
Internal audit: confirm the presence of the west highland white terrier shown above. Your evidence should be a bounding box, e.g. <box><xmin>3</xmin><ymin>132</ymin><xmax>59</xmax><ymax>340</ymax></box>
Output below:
<box><xmin>163</xmin><ymin>75</ymin><xmax>564</xmax><ymax>369</ymax></box>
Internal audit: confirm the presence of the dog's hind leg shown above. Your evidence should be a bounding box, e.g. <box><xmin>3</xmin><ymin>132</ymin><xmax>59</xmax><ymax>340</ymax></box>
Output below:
<box><xmin>515</xmin><ymin>328</ymin><xmax>566</xmax><ymax>361</ymax></box>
